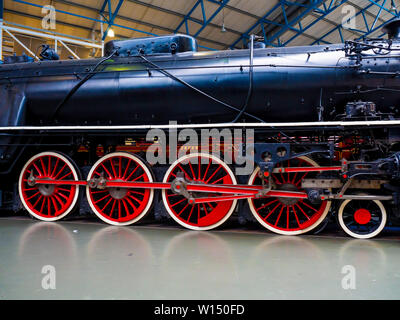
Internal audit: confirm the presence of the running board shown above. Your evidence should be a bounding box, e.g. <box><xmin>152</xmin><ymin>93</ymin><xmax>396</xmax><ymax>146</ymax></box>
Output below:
<box><xmin>2</xmin><ymin>119</ymin><xmax>400</xmax><ymax>131</ymax></box>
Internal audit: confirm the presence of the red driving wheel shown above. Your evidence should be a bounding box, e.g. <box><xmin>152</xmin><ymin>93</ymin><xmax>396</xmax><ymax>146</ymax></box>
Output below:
<box><xmin>86</xmin><ymin>152</ymin><xmax>154</xmax><ymax>226</ymax></box>
<box><xmin>19</xmin><ymin>151</ymin><xmax>80</xmax><ymax>221</ymax></box>
<box><xmin>162</xmin><ymin>153</ymin><xmax>237</xmax><ymax>230</ymax></box>
<box><xmin>248</xmin><ymin>156</ymin><xmax>331</xmax><ymax>235</ymax></box>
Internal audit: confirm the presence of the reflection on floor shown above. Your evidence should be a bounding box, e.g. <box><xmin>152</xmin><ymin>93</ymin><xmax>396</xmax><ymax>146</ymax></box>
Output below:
<box><xmin>0</xmin><ymin>218</ymin><xmax>399</xmax><ymax>299</ymax></box>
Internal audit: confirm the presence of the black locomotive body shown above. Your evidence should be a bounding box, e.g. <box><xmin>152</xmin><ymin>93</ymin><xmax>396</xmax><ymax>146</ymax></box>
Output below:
<box><xmin>0</xmin><ymin>36</ymin><xmax>398</xmax><ymax>127</ymax></box>
<box><xmin>2</xmin><ymin>21</ymin><xmax>400</xmax><ymax>238</ymax></box>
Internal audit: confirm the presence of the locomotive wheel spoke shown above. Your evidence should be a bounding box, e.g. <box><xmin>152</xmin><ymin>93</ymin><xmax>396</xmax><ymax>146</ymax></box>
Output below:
<box><xmin>32</xmin><ymin>195</ymin><xmax>44</xmax><ymax>209</ymax></box>
<box><xmin>162</xmin><ymin>153</ymin><xmax>237</xmax><ymax>231</ymax></box>
<box><xmin>292</xmin><ymin>205</ymin><xmax>301</xmax><ymax>227</ymax></box>
<box><xmin>205</xmin><ymin>165</ymin><xmax>222</xmax><ymax>184</ymax></box>
<box><xmin>170</xmin><ymin>198</ymin><xmax>187</xmax><ymax>208</ymax></box>
<box><xmin>101</xmin><ymin>197</ymin><xmax>113</xmax><ymax>212</ymax></box>
<box><xmin>53</xmin><ymin>194</ymin><xmax>65</xmax><ymax>208</ymax></box>
<box><xmin>274</xmin><ymin>205</ymin><xmax>285</xmax><ymax>227</ymax></box>
<box><xmin>248</xmin><ymin>156</ymin><xmax>331</xmax><ymax>235</ymax></box>
<box><xmin>110</xmin><ymin>159</ymin><xmax>118</xmax><ymax>179</ymax></box>
<box><xmin>51</xmin><ymin>196</ymin><xmax>59</xmax><ymax>214</ymax></box>
<box><xmin>53</xmin><ymin>163</ymin><xmax>67</xmax><ymax>180</ymax></box>
<box><xmin>299</xmin><ymin>200</ymin><xmax>319</xmax><ymax>212</ymax></box>
<box><xmin>211</xmin><ymin>174</ymin><xmax>229</xmax><ymax>185</ymax></box>
<box><xmin>272</xmin><ymin>174</ymin><xmax>282</xmax><ymax>185</ymax></box>
<box><xmin>86</xmin><ymin>152</ymin><xmax>154</xmax><ymax>226</ymax></box>
<box><xmin>188</xmin><ymin>161</ymin><xmax>196</xmax><ymax>180</ymax></box>
<box><xmin>18</xmin><ymin>152</ymin><xmax>80</xmax><ymax>221</ymax></box>
<box><xmin>125</xmin><ymin>163</ymin><xmax>140</xmax><ymax>181</ymax></box>
<box><xmin>203</xmin><ymin>158</ymin><xmax>212</xmax><ymax>181</ymax></box>
<box><xmin>58</xmin><ymin>192</ymin><xmax>70</xmax><ymax>201</ymax></box>
<box><xmin>125</xmin><ymin>197</ymin><xmax>138</xmax><ymax>211</ymax></box>
<box><xmin>50</xmin><ymin>158</ymin><xmax>60</xmax><ymax>178</ymax></box>
<box><xmin>256</xmin><ymin>199</ymin><xmax>278</xmax><ymax>213</ymax></box>
<box><xmin>294</xmin><ymin>203</ymin><xmax>310</xmax><ymax>220</ymax></box>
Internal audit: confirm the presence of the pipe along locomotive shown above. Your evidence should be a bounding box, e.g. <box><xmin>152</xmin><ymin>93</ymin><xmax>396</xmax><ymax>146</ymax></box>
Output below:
<box><xmin>2</xmin><ymin>20</ymin><xmax>400</xmax><ymax>239</ymax></box>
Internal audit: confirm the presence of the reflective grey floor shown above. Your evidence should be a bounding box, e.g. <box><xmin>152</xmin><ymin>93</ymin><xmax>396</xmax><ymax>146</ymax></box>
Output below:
<box><xmin>0</xmin><ymin>217</ymin><xmax>400</xmax><ymax>300</ymax></box>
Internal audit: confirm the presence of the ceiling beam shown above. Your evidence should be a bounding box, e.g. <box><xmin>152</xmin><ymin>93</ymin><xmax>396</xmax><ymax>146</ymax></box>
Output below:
<box><xmin>5</xmin><ymin>8</ymin><xmax>101</xmax><ymax>36</ymax></box>
<box><xmin>10</xmin><ymin>0</ymin><xmax>230</xmax><ymax>49</ymax></box>
<box><xmin>260</xmin><ymin>0</ymin><xmax>320</xmax><ymax>45</ymax></box>
<box><xmin>231</xmin><ymin>1</ymin><xmax>328</xmax><ymax>48</ymax></box>
<box><xmin>52</xmin><ymin>0</ymin><xmax>228</xmax><ymax>47</ymax></box>
<box><xmin>122</xmin><ymin>0</ymin><xmax>389</xmax><ymax>46</ymax></box>
<box><xmin>174</xmin><ymin>0</ymin><xmax>230</xmax><ymax>38</ymax></box>
<box><xmin>125</xmin><ymin>0</ymin><xmax>242</xmax><ymax>37</ymax></box>
<box><xmin>283</xmin><ymin>0</ymin><xmax>350</xmax><ymax>46</ymax></box>
<box><xmin>206</xmin><ymin>0</ymin><xmax>260</xmax><ymax>20</ymax></box>
<box><xmin>264</xmin><ymin>0</ymin><xmax>327</xmax><ymax>47</ymax></box>
<box><xmin>348</xmin><ymin>0</ymin><xmax>386</xmax><ymax>25</ymax></box>
<box><xmin>102</xmin><ymin>0</ymin><xmax>124</xmax><ymax>40</ymax></box>
<box><xmin>310</xmin><ymin>0</ymin><xmax>397</xmax><ymax>45</ymax></box>
<box><xmin>194</xmin><ymin>0</ymin><xmax>230</xmax><ymax>37</ymax></box>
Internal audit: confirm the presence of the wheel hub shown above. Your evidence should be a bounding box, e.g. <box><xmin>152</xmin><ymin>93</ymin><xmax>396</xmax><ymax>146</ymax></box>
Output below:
<box><xmin>278</xmin><ymin>183</ymin><xmax>299</xmax><ymax>205</ymax></box>
<box><xmin>108</xmin><ymin>180</ymin><xmax>128</xmax><ymax>199</ymax></box>
<box><xmin>162</xmin><ymin>153</ymin><xmax>237</xmax><ymax>230</ymax></box>
<box><xmin>354</xmin><ymin>208</ymin><xmax>371</xmax><ymax>225</ymax></box>
<box><xmin>38</xmin><ymin>183</ymin><xmax>55</xmax><ymax>196</ymax></box>
<box><xmin>19</xmin><ymin>152</ymin><xmax>79</xmax><ymax>221</ymax></box>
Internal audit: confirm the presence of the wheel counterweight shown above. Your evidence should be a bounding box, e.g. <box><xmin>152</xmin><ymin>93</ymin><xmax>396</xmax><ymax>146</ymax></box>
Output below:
<box><xmin>247</xmin><ymin>156</ymin><xmax>331</xmax><ymax>235</ymax></box>
<box><xmin>18</xmin><ymin>151</ymin><xmax>80</xmax><ymax>221</ymax></box>
<box><xmin>86</xmin><ymin>152</ymin><xmax>154</xmax><ymax>226</ymax></box>
<box><xmin>162</xmin><ymin>153</ymin><xmax>237</xmax><ymax>230</ymax></box>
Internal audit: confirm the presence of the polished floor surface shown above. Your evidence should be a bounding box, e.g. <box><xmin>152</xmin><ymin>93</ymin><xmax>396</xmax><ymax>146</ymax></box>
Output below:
<box><xmin>0</xmin><ymin>217</ymin><xmax>400</xmax><ymax>299</ymax></box>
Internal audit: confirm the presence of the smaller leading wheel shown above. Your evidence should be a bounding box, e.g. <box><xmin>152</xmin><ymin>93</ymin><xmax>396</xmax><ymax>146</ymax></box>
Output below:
<box><xmin>338</xmin><ymin>198</ymin><xmax>387</xmax><ymax>239</ymax></box>
<box><xmin>86</xmin><ymin>152</ymin><xmax>154</xmax><ymax>226</ymax></box>
<box><xmin>18</xmin><ymin>151</ymin><xmax>80</xmax><ymax>221</ymax></box>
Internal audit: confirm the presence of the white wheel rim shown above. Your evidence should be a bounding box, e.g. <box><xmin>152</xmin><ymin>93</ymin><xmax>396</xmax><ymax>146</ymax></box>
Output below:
<box><xmin>86</xmin><ymin>152</ymin><xmax>154</xmax><ymax>226</ymax></box>
<box><xmin>18</xmin><ymin>151</ymin><xmax>80</xmax><ymax>221</ymax></box>
<box><xmin>338</xmin><ymin>199</ymin><xmax>387</xmax><ymax>239</ymax></box>
<box><xmin>162</xmin><ymin>153</ymin><xmax>237</xmax><ymax>231</ymax></box>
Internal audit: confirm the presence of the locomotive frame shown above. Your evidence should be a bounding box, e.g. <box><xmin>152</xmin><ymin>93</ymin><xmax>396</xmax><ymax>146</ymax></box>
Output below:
<box><xmin>2</xmin><ymin>119</ymin><xmax>399</xmax><ymax>239</ymax></box>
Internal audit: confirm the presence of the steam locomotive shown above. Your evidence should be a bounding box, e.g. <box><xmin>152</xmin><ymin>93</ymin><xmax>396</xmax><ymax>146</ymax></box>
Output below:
<box><xmin>2</xmin><ymin>19</ymin><xmax>400</xmax><ymax>239</ymax></box>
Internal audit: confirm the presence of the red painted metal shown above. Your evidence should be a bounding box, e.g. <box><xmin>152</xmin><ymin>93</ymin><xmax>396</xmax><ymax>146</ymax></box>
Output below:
<box><xmin>33</xmin><ymin>178</ymin><xmax>310</xmax><ymax>200</ymax></box>
<box><xmin>30</xmin><ymin>157</ymin><xmax>342</xmax><ymax>215</ymax></box>
<box><xmin>354</xmin><ymin>208</ymin><xmax>372</xmax><ymax>225</ymax></box>
<box><xmin>20</xmin><ymin>153</ymin><xmax>78</xmax><ymax>218</ymax></box>
<box><xmin>106</xmin><ymin>181</ymin><xmax>170</xmax><ymax>189</ymax></box>
<box><xmin>186</xmin><ymin>184</ymin><xmax>258</xmax><ymax>195</ymax></box>
<box><xmin>192</xmin><ymin>190</ymin><xmax>308</xmax><ymax>204</ymax></box>
<box><xmin>86</xmin><ymin>153</ymin><xmax>153</xmax><ymax>224</ymax></box>
<box><xmin>267</xmin><ymin>190</ymin><xmax>308</xmax><ymax>199</ymax></box>
<box><xmin>249</xmin><ymin>157</ymin><xmax>330</xmax><ymax>233</ymax></box>
<box><xmin>163</xmin><ymin>154</ymin><xmax>237</xmax><ymax>229</ymax></box>
<box><xmin>273</xmin><ymin>166</ymin><xmax>342</xmax><ymax>173</ymax></box>
<box><xmin>35</xmin><ymin>179</ymin><xmax>87</xmax><ymax>186</ymax></box>
<box><xmin>191</xmin><ymin>194</ymin><xmax>252</xmax><ymax>204</ymax></box>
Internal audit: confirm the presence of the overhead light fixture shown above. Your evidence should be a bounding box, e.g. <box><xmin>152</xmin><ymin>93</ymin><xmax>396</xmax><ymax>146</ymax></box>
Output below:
<box><xmin>107</xmin><ymin>28</ymin><xmax>115</xmax><ymax>38</ymax></box>
<box><xmin>390</xmin><ymin>0</ymin><xmax>397</xmax><ymax>12</ymax></box>
<box><xmin>221</xmin><ymin>23</ymin><xmax>226</xmax><ymax>33</ymax></box>
<box><xmin>221</xmin><ymin>5</ymin><xmax>226</xmax><ymax>33</ymax></box>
